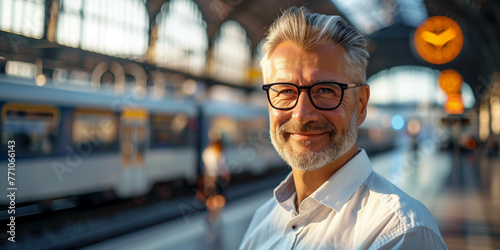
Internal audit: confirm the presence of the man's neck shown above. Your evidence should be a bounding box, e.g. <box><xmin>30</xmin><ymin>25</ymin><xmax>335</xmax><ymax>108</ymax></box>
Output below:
<box><xmin>292</xmin><ymin>145</ymin><xmax>359</xmax><ymax>209</ymax></box>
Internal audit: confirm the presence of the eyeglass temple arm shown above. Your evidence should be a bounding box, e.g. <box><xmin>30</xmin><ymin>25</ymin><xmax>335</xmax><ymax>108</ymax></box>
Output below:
<box><xmin>346</xmin><ymin>83</ymin><xmax>366</xmax><ymax>89</ymax></box>
<box><xmin>269</xmin><ymin>86</ymin><xmax>279</xmax><ymax>93</ymax></box>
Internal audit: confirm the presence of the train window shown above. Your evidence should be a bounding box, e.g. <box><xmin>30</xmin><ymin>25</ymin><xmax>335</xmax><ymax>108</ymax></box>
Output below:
<box><xmin>1</xmin><ymin>103</ymin><xmax>59</xmax><ymax>156</ymax></box>
<box><xmin>72</xmin><ymin>109</ymin><xmax>118</xmax><ymax>152</ymax></box>
<box><xmin>239</xmin><ymin>118</ymin><xmax>269</xmax><ymax>146</ymax></box>
<box><xmin>151</xmin><ymin>114</ymin><xmax>191</xmax><ymax>147</ymax></box>
<box><xmin>210</xmin><ymin>116</ymin><xmax>241</xmax><ymax>146</ymax></box>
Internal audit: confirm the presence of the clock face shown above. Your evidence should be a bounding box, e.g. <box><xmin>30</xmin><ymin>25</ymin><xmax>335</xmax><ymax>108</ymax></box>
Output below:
<box><xmin>414</xmin><ymin>16</ymin><xmax>463</xmax><ymax>65</ymax></box>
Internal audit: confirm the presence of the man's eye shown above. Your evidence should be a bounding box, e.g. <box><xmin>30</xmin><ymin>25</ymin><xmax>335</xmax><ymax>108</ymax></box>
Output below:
<box><xmin>318</xmin><ymin>88</ymin><xmax>334</xmax><ymax>93</ymax></box>
<box><xmin>280</xmin><ymin>89</ymin><xmax>295</xmax><ymax>94</ymax></box>
<box><xmin>276</xmin><ymin>88</ymin><xmax>297</xmax><ymax>96</ymax></box>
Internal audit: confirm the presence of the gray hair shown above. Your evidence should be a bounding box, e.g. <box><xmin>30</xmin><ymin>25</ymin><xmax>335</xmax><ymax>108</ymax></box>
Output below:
<box><xmin>261</xmin><ymin>6</ymin><xmax>369</xmax><ymax>84</ymax></box>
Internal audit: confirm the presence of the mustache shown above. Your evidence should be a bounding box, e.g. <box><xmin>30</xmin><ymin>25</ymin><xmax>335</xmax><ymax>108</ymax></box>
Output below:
<box><xmin>278</xmin><ymin>119</ymin><xmax>336</xmax><ymax>135</ymax></box>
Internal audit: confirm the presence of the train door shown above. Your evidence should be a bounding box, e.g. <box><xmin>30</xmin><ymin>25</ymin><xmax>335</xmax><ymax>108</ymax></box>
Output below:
<box><xmin>117</xmin><ymin>108</ymin><xmax>149</xmax><ymax>198</ymax></box>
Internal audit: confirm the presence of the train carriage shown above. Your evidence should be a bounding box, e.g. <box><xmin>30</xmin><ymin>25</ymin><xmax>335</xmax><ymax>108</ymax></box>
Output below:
<box><xmin>0</xmin><ymin>77</ymin><xmax>198</xmax><ymax>204</ymax></box>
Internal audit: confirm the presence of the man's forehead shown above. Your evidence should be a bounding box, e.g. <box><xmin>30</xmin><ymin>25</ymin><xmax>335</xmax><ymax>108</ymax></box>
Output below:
<box><xmin>264</xmin><ymin>44</ymin><xmax>348</xmax><ymax>83</ymax></box>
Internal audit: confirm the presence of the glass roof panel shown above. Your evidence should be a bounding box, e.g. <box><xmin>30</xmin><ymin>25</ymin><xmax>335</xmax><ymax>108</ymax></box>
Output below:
<box><xmin>0</xmin><ymin>0</ymin><xmax>45</xmax><ymax>38</ymax></box>
<box><xmin>330</xmin><ymin>0</ymin><xmax>393</xmax><ymax>34</ymax></box>
<box><xmin>368</xmin><ymin>65</ymin><xmax>475</xmax><ymax>108</ymax></box>
<box><xmin>156</xmin><ymin>0</ymin><xmax>208</xmax><ymax>76</ymax></box>
<box><xmin>397</xmin><ymin>0</ymin><xmax>428</xmax><ymax>27</ymax></box>
<box><xmin>212</xmin><ymin>21</ymin><xmax>251</xmax><ymax>85</ymax></box>
<box><xmin>330</xmin><ymin>0</ymin><xmax>428</xmax><ymax>34</ymax></box>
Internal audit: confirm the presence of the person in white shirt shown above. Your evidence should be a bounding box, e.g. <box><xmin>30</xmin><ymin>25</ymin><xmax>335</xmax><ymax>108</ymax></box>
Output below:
<box><xmin>239</xmin><ymin>6</ymin><xmax>447</xmax><ymax>250</ymax></box>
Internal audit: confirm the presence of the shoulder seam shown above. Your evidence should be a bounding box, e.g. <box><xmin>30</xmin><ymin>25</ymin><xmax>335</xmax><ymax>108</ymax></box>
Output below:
<box><xmin>373</xmin><ymin>226</ymin><xmax>447</xmax><ymax>249</ymax></box>
<box><xmin>363</xmin><ymin>174</ymin><xmax>418</xmax><ymax>241</ymax></box>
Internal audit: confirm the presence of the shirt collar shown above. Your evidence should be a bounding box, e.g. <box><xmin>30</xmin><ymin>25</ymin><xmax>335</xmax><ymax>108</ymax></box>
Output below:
<box><xmin>274</xmin><ymin>172</ymin><xmax>296</xmax><ymax>212</ymax></box>
<box><xmin>312</xmin><ymin>149</ymin><xmax>373</xmax><ymax>212</ymax></box>
<box><xmin>274</xmin><ymin>149</ymin><xmax>373</xmax><ymax>213</ymax></box>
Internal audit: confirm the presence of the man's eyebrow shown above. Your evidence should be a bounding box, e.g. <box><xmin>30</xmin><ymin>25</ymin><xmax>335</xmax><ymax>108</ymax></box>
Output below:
<box><xmin>312</xmin><ymin>79</ymin><xmax>338</xmax><ymax>83</ymax></box>
<box><xmin>306</xmin><ymin>79</ymin><xmax>344</xmax><ymax>84</ymax></box>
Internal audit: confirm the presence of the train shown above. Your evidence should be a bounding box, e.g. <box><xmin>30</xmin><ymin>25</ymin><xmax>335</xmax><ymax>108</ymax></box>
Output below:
<box><xmin>0</xmin><ymin>76</ymin><xmax>284</xmax><ymax>205</ymax></box>
<box><xmin>0</xmin><ymin>76</ymin><xmax>396</xmax><ymax>206</ymax></box>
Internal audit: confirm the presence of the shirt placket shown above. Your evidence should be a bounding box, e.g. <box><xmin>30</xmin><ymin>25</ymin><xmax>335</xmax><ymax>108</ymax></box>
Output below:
<box><xmin>285</xmin><ymin>211</ymin><xmax>307</xmax><ymax>249</ymax></box>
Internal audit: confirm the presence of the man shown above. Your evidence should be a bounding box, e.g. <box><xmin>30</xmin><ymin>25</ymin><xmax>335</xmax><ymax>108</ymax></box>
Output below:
<box><xmin>240</xmin><ymin>6</ymin><xmax>447</xmax><ymax>249</ymax></box>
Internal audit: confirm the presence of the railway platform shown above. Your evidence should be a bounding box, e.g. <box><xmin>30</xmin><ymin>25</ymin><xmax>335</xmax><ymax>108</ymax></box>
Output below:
<box><xmin>86</xmin><ymin>145</ymin><xmax>500</xmax><ymax>250</ymax></box>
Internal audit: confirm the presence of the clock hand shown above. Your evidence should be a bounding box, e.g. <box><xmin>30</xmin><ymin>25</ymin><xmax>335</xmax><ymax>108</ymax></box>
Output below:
<box><xmin>421</xmin><ymin>28</ymin><xmax>457</xmax><ymax>47</ymax></box>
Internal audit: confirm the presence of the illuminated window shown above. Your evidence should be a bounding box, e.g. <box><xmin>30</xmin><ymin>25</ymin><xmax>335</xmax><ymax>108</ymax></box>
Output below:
<box><xmin>56</xmin><ymin>0</ymin><xmax>82</xmax><ymax>48</ymax></box>
<box><xmin>72</xmin><ymin>109</ymin><xmax>119</xmax><ymax>152</ymax></box>
<box><xmin>56</xmin><ymin>0</ymin><xmax>149</xmax><ymax>60</ymax></box>
<box><xmin>239</xmin><ymin>117</ymin><xmax>269</xmax><ymax>146</ymax></box>
<box><xmin>156</xmin><ymin>0</ymin><xmax>208</xmax><ymax>76</ymax></box>
<box><xmin>368</xmin><ymin>65</ymin><xmax>475</xmax><ymax>108</ymax></box>
<box><xmin>5</xmin><ymin>61</ymin><xmax>35</xmax><ymax>79</ymax></box>
<box><xmin>212</xmin><ymin>21</ymin><xmax>251</xmax><ymax>85</ymax></box>
<box><xmin>1</xmin><ymin>103</ymin><xmax>59</xmax><ymax>156</ymax></box>
<box><xmin>249</xmin><ymin>39</ymin><xmax>265</xmax><ymax>85</ymax></box>
<box><xmin>210</xmin><ymin>116</ymin><xmax>241</xmax><ymax>145</ymax></box>
<box><xmin>151</xmin><ymin>114</ymin><xmax>193</xmax><ymax>147</ymax></box>
<box><xmin>254</xmin><ymin>39</ymin><xmax>265</xmax><ymax>67</ymax></box>
<box><xmin>0</xmin><ymin>0</ymin><xmax>45</xmax><ymax>38</ymax></box>
<box><xmin>330</xmin><ymin>0</ymin><xmax>392</xmax><ymax>34</ymax></box>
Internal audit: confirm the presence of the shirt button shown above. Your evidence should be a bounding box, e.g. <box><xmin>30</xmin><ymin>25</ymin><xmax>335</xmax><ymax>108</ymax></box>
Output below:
<box><xmin>292</xmin><ymin>225</ymin><xmax>297</xmax><ymax>230</ymax></box>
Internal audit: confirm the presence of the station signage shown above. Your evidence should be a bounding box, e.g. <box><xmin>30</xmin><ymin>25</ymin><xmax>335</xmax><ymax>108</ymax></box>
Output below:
<box><xmin>438</xmin><ymin>69</ymin><xmax>464</xmax><ymax>115</ymax></box>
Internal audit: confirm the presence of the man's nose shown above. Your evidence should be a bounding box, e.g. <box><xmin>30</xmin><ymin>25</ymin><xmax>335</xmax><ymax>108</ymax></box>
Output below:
<box><xmin>292</xmin><ymin>91</ymin><xmax>319</xmax><ymax>124</ymax></box>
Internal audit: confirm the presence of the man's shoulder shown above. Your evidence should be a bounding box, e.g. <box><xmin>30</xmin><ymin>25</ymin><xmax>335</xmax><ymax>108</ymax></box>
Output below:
<box><xmin>253</xmin><ymin>196</ymin><xmax>279</xmax><ymax>218</ymax></box>
<box><xmin>363</xmin><ymin>172</ymin><xmax>436</xmax><ymax>223</ymax></box>
<box><xmin>355</xmin><ymin>172</ymin><xmax>442</xmax><ymax>241</ymax></box>
<box><xmin>240</xmin><ymin>196</ymin><xmax>281</xmax><ymax>247</ymax></box>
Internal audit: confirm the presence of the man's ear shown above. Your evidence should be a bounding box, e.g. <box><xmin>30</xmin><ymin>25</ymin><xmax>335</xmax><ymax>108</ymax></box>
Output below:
<box><xmin>356</xmin><ymin>84</ymin><xmax>370</xmax><ymax>127</ymax></box>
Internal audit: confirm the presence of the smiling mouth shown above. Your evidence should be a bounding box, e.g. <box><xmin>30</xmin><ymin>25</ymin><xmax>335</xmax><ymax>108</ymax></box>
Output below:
<box><xmin>288</xmin><ymin>131</ymin><xmax>329</xmax><ymax>140</ymax></box>
<box><xmin>279</xmin><ymin>120</ymin><xmax>336</xmax><ymax>142</ymax></box>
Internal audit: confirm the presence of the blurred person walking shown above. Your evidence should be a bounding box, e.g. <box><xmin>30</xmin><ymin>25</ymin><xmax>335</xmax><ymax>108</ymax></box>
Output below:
<box><xmin>200</xmin><ymin>136</ymin><xmax>230</xmax><ymax>243</ymax></box>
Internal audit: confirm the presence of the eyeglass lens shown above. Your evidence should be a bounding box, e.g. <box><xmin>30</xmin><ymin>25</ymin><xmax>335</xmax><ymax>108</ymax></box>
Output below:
<box><xmin>268</xmin><ymin>83</ymin><xmax>343</xmax><ymax>109</ymax></box>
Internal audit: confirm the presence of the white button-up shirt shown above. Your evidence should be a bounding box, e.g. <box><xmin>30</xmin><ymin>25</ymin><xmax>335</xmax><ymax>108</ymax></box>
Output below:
<box><xmin>240</xmin><ymin>150</ymin><xmax>447</xmax><ymax>249</ymax></box>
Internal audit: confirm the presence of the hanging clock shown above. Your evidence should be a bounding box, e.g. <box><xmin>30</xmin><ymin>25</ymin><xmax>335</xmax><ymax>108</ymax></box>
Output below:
<box><xmin>413</xmin><ymin>16</ymin><xmax>464</xmax><ymax>65</ymax></box>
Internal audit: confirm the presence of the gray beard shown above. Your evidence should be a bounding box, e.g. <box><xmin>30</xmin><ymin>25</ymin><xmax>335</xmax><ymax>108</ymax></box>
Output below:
<box><xmin>270</xmin><ymin>111</ymin><xmax>358</xmax><ymax>172</ymax></box>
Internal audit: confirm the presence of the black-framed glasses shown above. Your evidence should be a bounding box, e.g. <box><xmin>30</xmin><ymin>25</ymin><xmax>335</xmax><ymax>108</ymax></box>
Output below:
<box><xmin>262</xmin><ymin>82</ymin><xmax>364</xmax><ymax>110</ymax></box>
